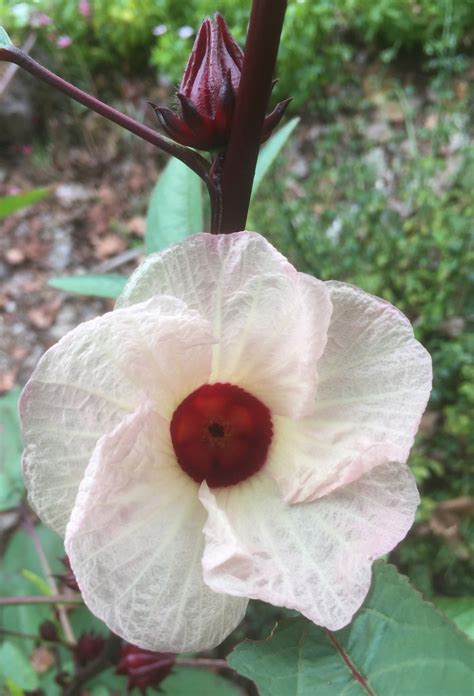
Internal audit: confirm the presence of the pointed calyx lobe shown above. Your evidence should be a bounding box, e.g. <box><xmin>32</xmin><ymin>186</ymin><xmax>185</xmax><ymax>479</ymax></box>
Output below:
<box><xmin>117</xmin><ymin>643</ymin><xmax>175</xmax><ymax>693</ymax></box>
<box><xmin>152</xmin><ymin>13</ymin><xmax>290</xmax><ymax>151</ymax></box>
<box><xmin>170</xmin><ymin>382</ymin><xmax>272</xmax><ymax>487</ymax></box>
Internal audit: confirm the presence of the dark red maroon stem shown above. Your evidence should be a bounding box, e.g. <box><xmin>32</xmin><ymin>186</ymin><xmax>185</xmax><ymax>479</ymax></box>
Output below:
<box><xmin>325</xmin><ymin>630</ymin><xmax>376</xmax><ymax>696</ymax></box>
<box><xmin>219</xmin><ymin>0</ymin><xmax>288</xmax><ymax>233</ymax></box>
<box><xmin>0</xmin><ymin>46</ymin><xmax>211</xmax><ymax>184</ymax></box>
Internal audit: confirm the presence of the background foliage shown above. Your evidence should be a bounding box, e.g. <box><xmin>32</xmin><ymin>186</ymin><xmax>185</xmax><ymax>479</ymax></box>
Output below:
<box><xmin>1</xmin><ymin>0</ymin><xmax>473</xmax><ymax>693</ymax></box>
<box><xmin>3</xmin><ymin>0</ymin><xmax>474</xmax><ymax>107</ymax></box>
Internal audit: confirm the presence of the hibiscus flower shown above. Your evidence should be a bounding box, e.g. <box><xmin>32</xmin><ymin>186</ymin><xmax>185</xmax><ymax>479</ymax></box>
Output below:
<box><xmin>20</xmin><ymin>231</ymin><xmax>431</xmax><ymax>652</ymax></box>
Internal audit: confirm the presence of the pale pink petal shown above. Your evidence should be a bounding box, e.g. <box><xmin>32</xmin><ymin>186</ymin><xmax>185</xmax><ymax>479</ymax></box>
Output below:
<box><xmin>118</xmin><ymin>232</ymin><xmax>332</xmax><ymax>417</ymax></box>
<box><xmin>20</xmin><ymin>296</ymin><xmax>213</xmax><ymax>534</ymax></box>
<box><xmin>268</xmin><ymin>281</ymin><xmax>432</xmax><ymax>502</ymax></box>
<box><xmin>65</xmin><ymin>403</ymin><xmax>247</xmax><ymax>652</ymax></box>
<box><xmin>200</xmin><ymin>464</ymin><xmax>419</xmax><ymax>631</ymax></box>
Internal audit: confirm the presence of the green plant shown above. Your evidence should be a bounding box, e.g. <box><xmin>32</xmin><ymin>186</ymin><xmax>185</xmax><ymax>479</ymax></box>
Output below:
<box><xmin>3</xmin><ymin>0</ymin><xmax>474</xmax><ymax>109</ymax></box>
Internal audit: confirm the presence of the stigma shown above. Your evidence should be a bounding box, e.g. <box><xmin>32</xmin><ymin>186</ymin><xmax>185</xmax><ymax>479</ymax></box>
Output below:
<box><xmin>170</xmin><ymin>383</ymin><xmax>273</xmax><ymax>487</ymax></box>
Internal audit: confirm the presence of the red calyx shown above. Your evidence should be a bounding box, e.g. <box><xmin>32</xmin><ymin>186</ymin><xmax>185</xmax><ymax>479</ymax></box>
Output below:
<box><xmin>39</xmin><ymin>620</ymin><xmax>58</xmax><ymax>642</ymax></box>
<box><xmin>73</xmin><ymin>632</ymin><xmax>106</xmax><ymax>667</ymax></box>
<box><xmin>170</xmin><ymin>383</ymin><xmax>273</xmax><ymax>488</ymax></box>
<box><xmin>116</xmin><ymin>643</ymin><xmax>175</xmax><ymax>694</ymax></box>
<box><xmin>59</xmin><ymin>554</ymin><xmax>80</xmax><ymax>592</ymax></box>
<box><xmin>151</xmin><ymin>13</ymin><xmax>290</xmax><ymax>151</ymax></box>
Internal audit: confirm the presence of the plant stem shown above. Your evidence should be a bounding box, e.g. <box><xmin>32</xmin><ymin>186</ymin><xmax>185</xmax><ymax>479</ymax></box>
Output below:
<box><xmin>0</xmin><ymin>627</ymin><xmax>74</xmax><ymax>648</ymax></box>
<box><xmin>63</xmin><ymin>633</ymin><xmax>122</xmax><ymax>696</ymax></box>
<box><xmin>325</xmin><ymin>630</ymin><xmax>376</xmax><ymax>696</ymax></box>
<box><xmin>0</xmin><ymin>46</ymin><xmax>211</xmax><ymax>184</ymax></box>
<box><xmin>176</xmin><ymin>658</ymin><xmax>229</xmax><ymax>669</ymax></box>
<box><xmin>219</xmin><ymin>0</ymin><xmax>288</xmax><ymax>233</ymax></box>
<box><xmin>23</xmin><ymin>516</ymin><xmax>76</xmax><ymax>645</ymax></box>
<box><xmin>0</xmin><ymin>595</ymin><xmax>83</xmax><ymax>606</ymax></box>
<box><xmin>0</xmin><ymin>32</ymin><xmax>36</xmax><ymax>95</ymax></box>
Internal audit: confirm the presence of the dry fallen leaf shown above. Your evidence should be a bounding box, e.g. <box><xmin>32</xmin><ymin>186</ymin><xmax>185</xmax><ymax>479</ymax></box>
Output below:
<box><xmin>0</xmin><ymin>371</ymin><xmax>16</xmax><ymax>393</ymax></box>
<box><xmin>428</xmin><ymin>497</ymin><xmax>474</xmax><ymax>559</ymax></box>
<box><xmin>94</xmin><ymin>233</ymin><xmax>127</xmax><ymax>259</ymax></box>
<box><xmin>31</xmin><ymin>646</ymin><xmax>55</xmax><ymax>673</ymax></box>
<box><xmin>126</xmin><ymin>215</ymin><xmax>146</xmax><ymax>237</ymax></box>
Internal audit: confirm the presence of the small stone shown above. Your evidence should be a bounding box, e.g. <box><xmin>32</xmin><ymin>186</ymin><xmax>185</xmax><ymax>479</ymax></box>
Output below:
<box><xmin>56</xmin><ymin>184</ymin><xmax>94</xmax><ymax>207</ymax></box>
<box><xmin>5</xmin><ymin>248</ymin><xmax>25</xmax><ymax>265</ymax></box>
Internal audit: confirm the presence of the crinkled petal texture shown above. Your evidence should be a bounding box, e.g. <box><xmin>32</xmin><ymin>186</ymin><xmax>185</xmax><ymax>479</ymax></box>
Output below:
<box><xmin>117</xmin><ymin>232</ymin><xmax>332</xmax><ymax>419</ymax></box>
<box><xmin>200</xmin><ymin>464</ymin><xmax>420</xmax><ymax>630</ymax></box>
<box><xmin>20</xmin><ymin>296</ymin><xmax>213</xmax><ymax>534</ymax></box>
<box><xmin>268</xmin><ymin>281</ymin><xmax>432</xmax><ymax>503</ymax></box>
<box><xmin>20</xmin><ymin>230</ymin><xmax>432</xmax><ymax>648</ymax></box>
<box><xmin>65</xmin><ymin>403</ymin><xmax>247</xmax><ymax>652</ymax></box>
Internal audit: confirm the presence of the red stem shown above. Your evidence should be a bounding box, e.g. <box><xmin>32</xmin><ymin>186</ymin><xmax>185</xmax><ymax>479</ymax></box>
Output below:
<box><xmin>219</xmin><ymin>0</ymin><xmax>288</xmax><ymax>233</ymax></box>
<box><xmin>0</xmin><ymin>46</ymin><xmax>211</xmax><ymax>185</ymax></box>
<box><xmin>325</xmin><ymin>629</ymin><xmax>376</xmax><ymax>696</ymax></box>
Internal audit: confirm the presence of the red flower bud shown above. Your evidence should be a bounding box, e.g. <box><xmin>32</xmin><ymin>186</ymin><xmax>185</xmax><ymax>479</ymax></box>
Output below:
<box><xmin>74</xmin><ymin>632</ymin><xmax>106</xmax><ymax>667</ymax></box>
<box><xmin>55</xmin><ymin>671</ymin><xmax>70</xmax><ymax>687</ymax></box>
<box><xmin>117</xmin><ymin>643</ymin><xmax>175</xmax><ymax>694</ymax></box>
<box><xmin>152</xmin><ymin>13</ymin><xmax>290</xmax><ymax>151</ymax></box>
<box><xmin>59</xmin><ymin>554</ymin><xmax>80</xmax><ymax>592</ymax></box>
<box><xmin>39</xmin><ymin>620</ymin><xmax>58</xmax><ymax>642</ymax></box>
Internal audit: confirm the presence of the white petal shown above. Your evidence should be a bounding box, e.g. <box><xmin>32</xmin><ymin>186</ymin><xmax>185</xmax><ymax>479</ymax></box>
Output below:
<box><xmin>200</xmin><ymin>464</ymin><xmax>419</xmax><ymax>631</ymax></box>
<box><xmin>118</xmin><ymin>232</ymin><xmax>332</xmax><ymax>417</ymax></box>
<box><xmin>20</xmin><ymin>296</ymin><xmax>213</xmax><ymax>534</ymax></box>
<box><xmin>268</xmin><ymin>281</ymin><xmax>432</xmax><ymax>502</ymax></box>
<box><xmin>65</xmin><ymin>403</ymin><xmax>247</xmax><ymax>652</ymax></box>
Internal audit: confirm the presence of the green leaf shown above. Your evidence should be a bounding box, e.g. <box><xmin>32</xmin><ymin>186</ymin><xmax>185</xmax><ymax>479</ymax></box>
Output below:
<box><xmin>49</xmin><ymin>273</ymin><xmax>127</xmax><ymax>299</ymax></box>
<box><xmin>229</xmin><ymin>562</ymin><xmax>474</xmax><ymax>696</ymax></box>
<box><xmin>89</xmin><ymin>687</ymin><xmax>111</xmax><ymax>696</ymax></box>
<box><xmin>0</xmin><ymin>643</ymin><xmax>39</xmax><ymax>691</ymax></box>
<box><xmin>162</xmin><ymin>667</ymin><xmax>241</xmax><ymax>695</ymax></box>
<box><xmin>0</xmin><ymin>26</ymin><xmax>14</xmax><ymax>49</ymax></box>
<box><xmin>69</xmin><ymin>604</ymin><xmax>110</xmax><ymax>638</ymax></box>
<box><xmin>251</xmin><ymin>117</ymin><xmax>300</xmax><ymax>200</ymax></box>
<box><xmin>0</xmin><ymin>525</ymin><xmax>64</xmax><ymax>638</ymax></box>
<box><xmin>86</xmin><ymin>667</ymin><xmax>126</xmax><ymax>693</ymax></box>
<box><xmin>0</xmin><ymin>188</ymin><xmax>50</xmax><ymax>220</ymax></box>
<box><xmin>434</xmin><ymin>597</ymin><xmax>474</xmax><ymax>640</ymax></box>
<box><xmin>20</xmin><ymin>569</ymin><xmax>53</xmax><ymax>596</ymax></box>
<box><xmin>0</xmin><ymin>387</ymin><xmax>24</xmax><ymax>511</ymax></box>
<box><xmin>5</xmin><ymin>679</ymin><xmax>25</xmax><ymax>696</ymax></box>
<box><xmin>145</xmin><ymin>157</ymin><xmax>203</xmax><ymax>254</ymax></box>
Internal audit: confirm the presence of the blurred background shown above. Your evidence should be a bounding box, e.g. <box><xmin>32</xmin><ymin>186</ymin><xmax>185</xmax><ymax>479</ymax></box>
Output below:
<box><xmin>0</xmin><ymin>0</ymin><xmax>473</xmax><ymax>681</ymax></box>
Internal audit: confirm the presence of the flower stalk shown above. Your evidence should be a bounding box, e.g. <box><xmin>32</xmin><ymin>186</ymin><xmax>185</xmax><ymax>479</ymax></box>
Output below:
<box><xmin>0</xmin><ymin>44</ymin><xmax>211</xmax><ymax>185</ymax></box>
<box><xmin>1</xmin><ymin>0</ymin><xmax>288</xmax><ymax>235</ymax></box>
<box><xmin>220</xmin><ymin>0</ymin><xmax>288</xmax><ymax>233</ymax></box>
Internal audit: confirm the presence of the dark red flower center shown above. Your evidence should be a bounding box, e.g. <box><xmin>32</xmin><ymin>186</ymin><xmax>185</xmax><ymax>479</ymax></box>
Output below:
<box><xmin>170</xmin><ymin>383</ymin><xmax>273</xmax><ymax>487</ymax></box>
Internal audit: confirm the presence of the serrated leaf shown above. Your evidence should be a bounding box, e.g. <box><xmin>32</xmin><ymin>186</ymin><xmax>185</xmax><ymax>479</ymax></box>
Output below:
<box><xmin>229</xmin><ymin>562</ymin><xmax>474</xmax><ymax>696</ymax></box>
<box><xmin>0</xmin><ymin>26</ymin><xmax>14</xmax><ymax>48</ymax></box>
<box><xmin>0</xmin><ymin>188</ymin><xmax>50</xmax><ymax>220</ymax></box>
<box><xmin>0</xmin><ymin>643</ymin><xmax>39</xmax><ymax>691</ymax></box>
<box><xmin>0</xmin><ymin>387</ymin><xmax>24</xmax><ymax>511</ymax></box>
<box><xmin>434</xmin><ymin>597</ymin><xmax>474</xmax><ymax>640</ymax></box>
<box><xmin>49</xmin><ymin>273</ymin><xmax>127</xmax><ymax>299</ymax></box>
<box><xmin>251</xmin><ymin>117</ymin><xmax>299</xmax><ymax>200</ymax></box>
<box><xmin>161</xmin><ymin>667</ymin><xmax>241</xmax><ymax>695</ymax></box>
<box><xmin>145</xmin><ymin>157</ymin><xmax>203</xmax><ymax>254</ymax></box>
